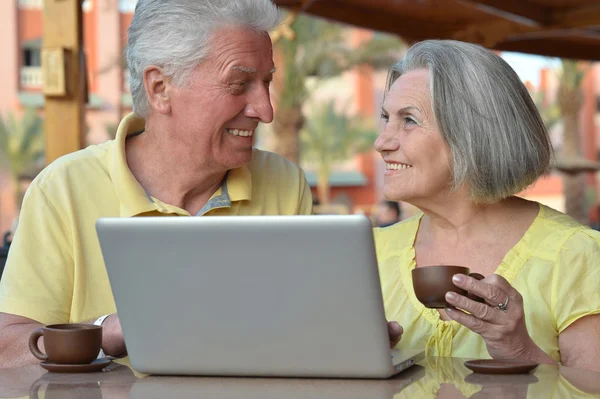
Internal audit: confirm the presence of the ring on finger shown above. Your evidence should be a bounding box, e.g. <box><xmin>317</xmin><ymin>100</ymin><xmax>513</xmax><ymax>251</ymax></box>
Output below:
<box><xmin>494</xmin><ymin>295</ymin><xmax>509</xmax><ymax>312</ymax></box>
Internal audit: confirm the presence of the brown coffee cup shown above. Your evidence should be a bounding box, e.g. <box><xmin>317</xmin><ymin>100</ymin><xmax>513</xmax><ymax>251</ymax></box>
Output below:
<box><xmin>412</xmin><ymin>265</ymin><xmax>485</xmax><ymax>308</ymax></box>
<box><xmin>28</xmin><ymin>324</ymin><xmax>102</xmax><ymax>364</ymax></box>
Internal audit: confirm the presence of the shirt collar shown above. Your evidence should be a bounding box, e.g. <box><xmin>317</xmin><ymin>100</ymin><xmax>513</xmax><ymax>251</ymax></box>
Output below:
<box><xmin>109</xmin><ymin>113</ymin><xmax>156</xmax><ymax>217</ymax></box>
<box><xmin>108</xmin><ymin>113</ymin><xmax>253</xmax><ymax>217</ymax></box>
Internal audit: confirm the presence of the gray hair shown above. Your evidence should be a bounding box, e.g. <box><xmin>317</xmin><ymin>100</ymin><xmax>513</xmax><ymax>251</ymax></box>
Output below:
<box><xmin>385</xmin><ymin>40</ymin><xmax>552</xmax><ymax>203</ymax></box>
<box><xmin>126</xmin><ymin>0</ymin><xmax>282</xmax><ymax>117</ymax></box>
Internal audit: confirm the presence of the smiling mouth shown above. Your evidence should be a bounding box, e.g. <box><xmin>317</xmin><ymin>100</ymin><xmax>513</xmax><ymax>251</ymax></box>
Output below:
<box><xmin>226</xmin><ymin>128</ymin><xmax>254</xmax><ymax>137</ymax></box>
<box><xmin>386</xmin><ymin>163</ymin><xmax>413</xmax><ymax>170</ymax></box>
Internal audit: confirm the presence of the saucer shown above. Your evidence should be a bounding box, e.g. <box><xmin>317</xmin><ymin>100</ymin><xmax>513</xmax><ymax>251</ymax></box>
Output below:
<box><xmin>40</xmin><ymin>358</ymin><xmax>112</xmax><ymax>373</ymax></box>
<box><xmin>464</xmin><ymin>359</ymin><xmax>538</xmax><ymax>375</ymax></box>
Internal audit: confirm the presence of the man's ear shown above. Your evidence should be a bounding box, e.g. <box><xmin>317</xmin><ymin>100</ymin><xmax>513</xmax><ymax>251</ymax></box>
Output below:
<box><xmin>143</xmin><ymin>66</ymin><xmax>171</xmax><ymax>115</ymax></box>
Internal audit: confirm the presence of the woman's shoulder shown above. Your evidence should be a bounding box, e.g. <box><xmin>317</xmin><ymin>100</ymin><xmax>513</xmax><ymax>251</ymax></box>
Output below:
<box><xmin>528</xmin><ymin>204</ymin><xmax>600</xmax><ymax>255</ymax></box>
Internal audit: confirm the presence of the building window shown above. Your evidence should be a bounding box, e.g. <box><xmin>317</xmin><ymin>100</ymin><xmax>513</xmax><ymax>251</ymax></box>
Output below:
<box><xmin>23</xmin><ymin>48</ymin><xmax>41</xmax><ymax>67</ymax></box>
<box><xmin>21</xmin><ymin>39</ymin><xmax>43</xmax><ymax>88</ymax></box>
<box><xmin>119</xmin><ymin>0</ymin><xmax>138</xmax><ymax>12</ymax></box>
<box><xmin>18</xmin><ymin>0</ymin><xmax>43</xmax><ymax>9</ymax></box>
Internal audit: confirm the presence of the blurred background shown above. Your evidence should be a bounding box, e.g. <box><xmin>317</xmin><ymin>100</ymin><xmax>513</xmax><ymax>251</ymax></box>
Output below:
<box><xmin>1</xmin><ymin>0</ymin><xmax>600</xmax><ymax>240</ymax></box>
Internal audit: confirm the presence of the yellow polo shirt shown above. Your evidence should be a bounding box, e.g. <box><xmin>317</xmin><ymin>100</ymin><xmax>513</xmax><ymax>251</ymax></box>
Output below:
<box><xmin>375</xmin><ymin>203</ymin><xmax>600</xmax><ymax>363</ymax></box>
<box><xmin>0</xmin><ymin>113</ymin><xmax>312</xmax><ymax>325</ymax></box>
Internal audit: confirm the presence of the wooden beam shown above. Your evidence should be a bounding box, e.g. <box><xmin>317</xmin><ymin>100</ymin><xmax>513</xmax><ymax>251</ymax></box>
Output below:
<box><xmin>504</xmin><ymin>29</ymin><xmax>600</xmax><ymax>43</ymax></box>
<box><xmin>42</xmin><ymin>0</ymin><xmax>86</xmax><ymax>165</ymax></box>
<box><xmin>551</xmin><ymin>3</ymin><xmax>600</xmax><ymax>29</ymax></box>
<box><xmin>451</xmin><ymin>10</ymin><xmax>600</xmax><ymax>49</ymax></box>
<box><xmin>452</xmin><ymin>20</ymin><xmax>535</xmax><ymax>48</ymax></box>
<box><xmin>457</xmin><ymin>0</ymin><xmax>549</xmax><ymax>26</ymax></box>
<box><xmin>497</xmin><ymin>37</ymin><xmax>600</xmax><ymax>61</ymax></box>
<box><xmin>297</xmin><ymin>1</ymin><xmax>459</xmax><ymax>42</ymax></box>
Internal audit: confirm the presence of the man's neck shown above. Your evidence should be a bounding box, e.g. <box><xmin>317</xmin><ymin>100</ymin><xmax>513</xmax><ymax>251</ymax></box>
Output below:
<box><xmin>125</xmin><ymin>129</ymin><xmax>227</xmax><ymax>215</ymax></box>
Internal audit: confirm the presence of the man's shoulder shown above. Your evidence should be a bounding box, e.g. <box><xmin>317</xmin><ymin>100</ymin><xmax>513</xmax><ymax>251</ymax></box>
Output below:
<box><xmin>34</xmin><ymin>141</ymin><xmax>112</xmax><ymax>192</ymax></box>
<box><xmin>249</xmin><ymin>148</ymin><xmax>304</xmax><ymax>178</ymax></box>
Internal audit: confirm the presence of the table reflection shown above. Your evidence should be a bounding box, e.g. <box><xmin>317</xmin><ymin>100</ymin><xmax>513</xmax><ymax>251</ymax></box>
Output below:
<box><xmin>130</xmin><ymin>364</ymin><xmax>425</xmax><ymax>399</ymax></box>
<box><xmin>0</xmin><ymin>356</ymin><xmax>596</xmax><ymax>399</ymax></box>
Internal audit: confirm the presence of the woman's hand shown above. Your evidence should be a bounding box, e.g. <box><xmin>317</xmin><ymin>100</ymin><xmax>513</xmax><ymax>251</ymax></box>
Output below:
<box><xmin>388</xmin><ymin>321</ymin><xmax>403</xmax><ymax>348</ymax></box>
<box><xmin>444</xmin><ymin>274</ymin><xmax>554</xmax><ymax>363</ymax></box>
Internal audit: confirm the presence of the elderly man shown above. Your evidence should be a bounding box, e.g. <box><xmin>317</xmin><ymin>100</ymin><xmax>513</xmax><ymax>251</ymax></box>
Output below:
<box><xmin>0</xmin><ymin>0</ymin><xmax>312</xmax><ymax>366</ymax></box>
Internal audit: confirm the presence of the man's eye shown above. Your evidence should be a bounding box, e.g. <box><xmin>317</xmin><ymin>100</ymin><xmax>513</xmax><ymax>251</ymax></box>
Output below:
<box><xmin>381</xmin><ymin>113</ymin><xmax>389</xmax><ymax>122</ymax></box>
<box><xmin>405</xmin><ymin>117</ymin><xmax>416</xmax><ymax>125</ymax></box>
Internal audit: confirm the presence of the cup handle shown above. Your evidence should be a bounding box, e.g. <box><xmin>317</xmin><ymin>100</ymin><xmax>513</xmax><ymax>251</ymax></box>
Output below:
<box><xmin>467</xmin><ymin>273</ymin><xmax>485</xmax><ymax>303</ymax></box>
<box><xmin>29</xmin><ymin>378</ymin><xmax>45</xmax><ymax>399</ymax></box>
<box><xmin>28</xmin><ymin>328</ymin><xmax>48</xmax><ymax>361</ymax></box>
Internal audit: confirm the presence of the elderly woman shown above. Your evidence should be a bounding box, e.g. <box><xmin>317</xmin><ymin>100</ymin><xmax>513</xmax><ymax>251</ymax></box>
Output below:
<box><xmin>375</xmin><ymin>40</ymin><xmax>600</xmax><ymax>371</ymax></box>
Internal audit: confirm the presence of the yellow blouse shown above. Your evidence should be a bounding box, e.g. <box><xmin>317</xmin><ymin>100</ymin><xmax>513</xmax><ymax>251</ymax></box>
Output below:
<box><xmin>374</xmin><ymin>203</ymin><xmax>600</xmax><ymax>362</ymax></box>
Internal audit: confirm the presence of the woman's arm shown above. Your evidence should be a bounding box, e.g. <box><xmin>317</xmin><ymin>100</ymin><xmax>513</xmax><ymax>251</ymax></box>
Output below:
<box><xmin>559</xmin><ymin>314</ymin><xmax>600</xmax><ymax>372</ymax></box>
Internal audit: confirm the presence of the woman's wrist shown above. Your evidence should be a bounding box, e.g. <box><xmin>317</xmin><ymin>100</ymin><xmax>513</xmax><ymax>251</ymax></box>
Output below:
<box><xmin>522</xmin><ymin>339</ymin><xmax>556</xmax><ymax>365</ymax></box>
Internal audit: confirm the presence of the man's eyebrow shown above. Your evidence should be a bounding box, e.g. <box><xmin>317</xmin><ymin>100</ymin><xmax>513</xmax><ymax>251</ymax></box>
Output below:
<box><xmin>231</xmin><ymin>65</ymin><xmax>257</xmax><ymax>73</ymax></box>
<box><xmin>230</xmin><ymin>66</ymin><xmax>277</xmax><ymax>75</ymax></box>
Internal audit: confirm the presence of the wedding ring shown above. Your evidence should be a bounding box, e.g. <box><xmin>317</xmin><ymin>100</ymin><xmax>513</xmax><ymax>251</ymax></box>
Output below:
<box><xmin>495</xmin><ymin>295</ymin><xmax>509</xmax><ymax>312</ymax></box>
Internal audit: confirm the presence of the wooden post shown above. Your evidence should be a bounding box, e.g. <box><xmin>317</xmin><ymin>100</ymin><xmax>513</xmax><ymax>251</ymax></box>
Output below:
<box><xmin>42</xmin><ymin>0</ymin><xmax>86</xmax><ymax>164</ymax></box>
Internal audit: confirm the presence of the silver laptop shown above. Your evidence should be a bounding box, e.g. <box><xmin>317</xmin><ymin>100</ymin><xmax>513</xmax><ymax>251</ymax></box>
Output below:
<box><xmin>96</xmin><ymin>215</ymin><xmax>424</xmax><ymax>378</ymax></box>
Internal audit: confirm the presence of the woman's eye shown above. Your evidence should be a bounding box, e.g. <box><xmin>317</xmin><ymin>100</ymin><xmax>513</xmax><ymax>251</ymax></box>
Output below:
<box><xmin>405</xmin><ymin>117</ymin><xmax>416</xmax><ymax>125</ymax></box>
<box><xmin>381</xmin><ymin>113</ymin><xmax>389</xmax><ymax>122</ymax></box>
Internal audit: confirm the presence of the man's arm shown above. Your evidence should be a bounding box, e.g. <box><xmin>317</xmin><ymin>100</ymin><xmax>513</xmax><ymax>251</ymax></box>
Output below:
<box><xmin>98</xmin><ymin>314</ymin><xmax>127</xmax><ymax>357</ymax></box>
<box><xmin>0</xmin><ymin>313</ymin><xmax>43</xmax><ymax>367</ymax></box>
<box><xmin>297</xmin><ymin>173</ymin><xmax>313</xmax><ymax>215</ymax></box>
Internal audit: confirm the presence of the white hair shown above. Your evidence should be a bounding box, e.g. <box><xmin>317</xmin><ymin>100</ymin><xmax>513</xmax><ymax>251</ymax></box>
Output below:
<box><xmin>385</xmin><ymin>40</ymin><xmax>552</xmax><ymax>203</ymax></box>
<box><xmin>126</xmin><ymin>0</ymin><xmax>282</xmax><ymax>117</ymax></box>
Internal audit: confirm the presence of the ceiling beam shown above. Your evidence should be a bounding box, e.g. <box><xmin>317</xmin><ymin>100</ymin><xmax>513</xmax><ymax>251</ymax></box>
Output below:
<box><xmin>457</xmin><ymin>0</ymin><xmax>550</xmax><ymax>26</ymax></box>
<box><xmin>497</xmin><ymin>38</ymin><xmax>600</xmax><ymax>61</ymax></box>
<box><xmin>503</xmin><ymin>29</ymin><xmax>600</xmax><ymax>43</ymax></box>
<box><xmin>451</xmin><ymin>19</ymin><xmax>537</xmax><ymax>47</ymax></box>
<box><xmin>551</xmin><ymin>3</ymin><xmax>600</xmax><ymax>29</ymax></box>
<box><xmin>275</xmin><ymin>0</ymin><xmax>600</xmax><ymax>61</ymax></box>
<box><xmin>295</xmin><ymin>1</ymin><xmax>459</xmax><ymax>42</ymax></box>
<box><xmin>451</xmin><ymin>10</ymin><xmax>600</xmax><ymax>50</ymax></box>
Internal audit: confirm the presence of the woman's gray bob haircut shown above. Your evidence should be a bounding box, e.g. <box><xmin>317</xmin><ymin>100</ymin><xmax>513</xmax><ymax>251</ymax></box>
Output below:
<box><xmin>126</xmin><ymin>0</ymin><xmax>282</xmax><ymax>118</ymax></box>
<box><xmin>385</xmin><ymin>40</ymin><xmax>552</xmax><ymax>203</ymax></box>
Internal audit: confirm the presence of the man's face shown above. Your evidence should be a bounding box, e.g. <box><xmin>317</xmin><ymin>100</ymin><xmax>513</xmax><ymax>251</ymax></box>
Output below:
<box><xmin>167</xmin><ymin>26</ymin><xmax>275</xmax><ymax>170</ymax></box>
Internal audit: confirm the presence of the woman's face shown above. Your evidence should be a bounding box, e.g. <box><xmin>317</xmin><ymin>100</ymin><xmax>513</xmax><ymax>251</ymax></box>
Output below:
<box><xmin>374</xmin><ymin>68</ymin><xmax>454</xmax><ymax>205</ymax></box>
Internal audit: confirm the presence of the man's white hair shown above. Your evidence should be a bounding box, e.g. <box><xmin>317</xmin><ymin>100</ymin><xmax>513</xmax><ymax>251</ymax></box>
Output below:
<box><xmin>126</xmin><ymin>0</ymin><xmax>282</xmax><ymax>117</ymax></box>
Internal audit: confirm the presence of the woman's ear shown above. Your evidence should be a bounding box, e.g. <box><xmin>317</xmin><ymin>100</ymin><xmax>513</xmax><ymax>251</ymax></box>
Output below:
<box><xmin>143</xmin><ymin>66</ymin><xmax>171</xmax><ymax>115</ymax></box>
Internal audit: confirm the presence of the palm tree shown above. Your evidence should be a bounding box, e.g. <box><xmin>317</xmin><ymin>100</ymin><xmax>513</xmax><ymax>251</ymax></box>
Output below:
<box><xmin>0</xmin><ymin>109</ymin><xmax>45</xmax><ymax>208</ymax></box>
<box><xmin>530</xmin><ymin>61</ymin><xmax>593</xmax><ymax>223</ymax></box>
<box><xmin>554</xmin><ymin>60</ymin><xmax>589</xmax><ymax>224</ymax></box>
<box><xmin>530</xmin><ymin>90</ymin><xmax>560</xmax><ymax>132</ymax></box>
<box><xmin>300</xmin><ymin>99</ymin><xmax>377</xmax><ymax>205</ymax></box>
<box><xmin>272</xmin><ymin>13</ymin><xmax>403</xmax><ymax>164</ymax></box>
